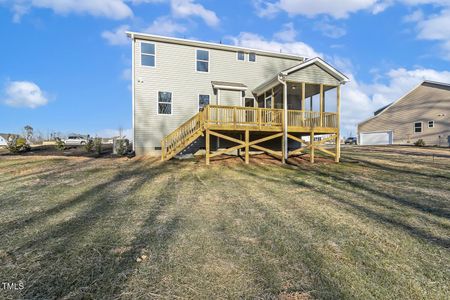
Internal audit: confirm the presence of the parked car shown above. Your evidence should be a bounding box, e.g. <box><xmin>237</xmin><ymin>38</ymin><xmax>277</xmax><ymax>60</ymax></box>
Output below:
<box><xmin>345</xmin><ymin>137</ymin><xmax>358</xmax><ymax>145</ymax></box>
<box><xmin>64</xmin><ymin>135</ymin><xmax>89</xmax><ymax>146</ymax></box>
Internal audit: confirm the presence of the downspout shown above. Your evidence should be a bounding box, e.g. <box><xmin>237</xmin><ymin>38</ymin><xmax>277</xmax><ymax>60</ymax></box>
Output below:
<box><xmin>130</xmin><ymin>33</ymin><xmax>136</xmax><ymax>152</ymax></box>
<box><xmin>277</xmin><ymin>73</ymin><xmax>288</xmax><ymax>162</ymax></box>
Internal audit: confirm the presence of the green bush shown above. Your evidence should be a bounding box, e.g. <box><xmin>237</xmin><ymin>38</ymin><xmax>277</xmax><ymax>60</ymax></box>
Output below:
<box><xmin>94</xmin><ymin>138</ymin><xmax>102</xmax><ymax>155</ymax></box>
<box><xmin>414</xmin><ymin>139</ymin><xmax>426</xmax><ymax>147</ymax></box>
<box><xmin>84</xmin><ymin>139</ymin><xmax>94</xmax><ymax>152</ymax></box>
<box><xmin>6</xmin><ymin>136</ymin><xmax>30</xmax><ymax>153</ymax></box>
<box><xmin>115</xmin><ymin>139</ymin><xmax>130</xmax><ymax>156</ymax></box>
<box><xmin>55</xmin><ymin>137</ymin><xmax>66</xmax><ymax>151</ymax></box>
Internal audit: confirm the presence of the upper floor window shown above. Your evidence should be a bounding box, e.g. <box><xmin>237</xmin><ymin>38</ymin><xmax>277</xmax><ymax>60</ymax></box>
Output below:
<box><xmin>414</xmin><ymin>122</ymin><xmax>422</xmax><ymax>133</ymax></box>
<box><xmin>428</xmin><ymin>120</ymin><xmax>435</xmax><ymax>128</ymax></box>
<box><xmin>141</xmin><ymin>42</ymin><xmax>155</xmax><ymax>67</ymax></box>
<box><xmin>199</xmin><ymin>94</ymin><xmax>210</xmax><ymax>111</ymax></box>
<box><xmin>196</xmin><ymin>49</ymin><xmax>209</xmax><ymax>72</ymax></box>
<box><xmin>158</xmin><ymin>91</ymin><xmax>172</xmax><ymax>115</ymax></box>
<box><xmin>249</xmin><ymin>52</ymin><xmax>256</xmax><ymax>62</ymax></box>
<box><xmin>237</xmin><ymin>51</ymin><xmax>245</xmax><ymax>61</ymax></box>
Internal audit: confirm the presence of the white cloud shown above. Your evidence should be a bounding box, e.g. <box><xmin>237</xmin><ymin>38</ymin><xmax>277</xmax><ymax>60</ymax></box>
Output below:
<box><xmin>171</xmin><ymin>0</ymin><xmax>219</xmax><ymax>26</ymax></box>
<box><xmin>121</xmin><ymin>68</ymin><xmax>132</xmax><ymax>81</ymax></box>
<box><xmin>227</xmin><ymin>32</ymin><xmax>321</xmax><ymax>59</ymax></box>
<box><xmin>10</xmin><ymin>0</ymin><xmax>133</xmax><ymax>22</ymax></box>
<box><xmin>255</xmin><ymin>0</ymin><xmax>383</xmax><ymax>19</ymax></box>
<box><xmin>143</xmin><ymin>16</ymin><xmax>187</xmax><ymax>36</ymax></box>
<box><xmin>274</xmin><ymin>22</ymin><xmax>297</xmax><ymax>42</ymax></box>
<box><xmin>314</xmin><ymin>19</ymin><xmax>347</xmax><ymax>38</ymax></box>
<box><xmin>102</xmin><ymin>25</ymin><xmax>130</xmax><ymax>46</ymax></box>
<box><xmin>2</xmin><ymin>81</ymin><xmax>49</xmax><ymax>109</ymax></box>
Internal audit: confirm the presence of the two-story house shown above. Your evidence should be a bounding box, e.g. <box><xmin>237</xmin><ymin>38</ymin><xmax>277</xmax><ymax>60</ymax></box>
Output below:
<box><xmin>358</xmin><ymin>81</ymin><xmax>450</xmax><ymax>147</ymax></box>
<box><xmin>127</xmin><ymin>32</ymin><xmax>349</xmax><ymax>163</ymax></box>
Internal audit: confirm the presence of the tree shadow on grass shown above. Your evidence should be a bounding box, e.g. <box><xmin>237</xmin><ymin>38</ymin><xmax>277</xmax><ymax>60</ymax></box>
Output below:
<box><xmin>211</xmin><ymin>174</ymin><xmax>348</xmax><ymax>299</ymax></box>
<box><xmin>350</xmin><ymin>156</ymin><xmax>450</xmax><ymax>181</ymax></box>
<box><xmin>3</xmin><ymin>159</ymin><xmax>185</xmax><ymax>299</ymax></box>
<box><xmin>237</xmin><ymin>164</ymin><xmax>450</xmax><ymax>249</ymax></box>
<box><xmin>0</xmin><ymin>159</ymin><xmax>144</xmax><ymax>236</ymax></box>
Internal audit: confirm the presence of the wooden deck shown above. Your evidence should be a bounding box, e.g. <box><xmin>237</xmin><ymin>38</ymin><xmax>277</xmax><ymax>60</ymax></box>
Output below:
<box><xmin>161</xmin><ymin>105</ymin><xmax>340</xmax><ymax>164</ymax></box>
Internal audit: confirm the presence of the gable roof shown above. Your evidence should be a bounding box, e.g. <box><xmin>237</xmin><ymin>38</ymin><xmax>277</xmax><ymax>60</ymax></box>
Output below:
<box><xmin>126</xmin><ymin>31</ymin><xmax>305</xmax><ymax>61</ymax></box>
<box><xmin>253</xmin><ymin>57</ymin><xmax>350</xmax><ymax>95</ymax></box>
<box><xmin>281</xmin><ymin>57</ymin><xmax>350</xmax><ymax>82</ymax></box>
<box><xmin>358</xmin><ymin>80</ymin><xmax>450</xmax><ymax>127</ymax></box>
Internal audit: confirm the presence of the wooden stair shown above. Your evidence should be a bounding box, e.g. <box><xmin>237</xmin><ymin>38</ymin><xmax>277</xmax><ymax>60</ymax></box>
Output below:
<box><xmin>161</xmin><ymin>110</ymin><xmax>205</xmax><ymax>161</ymax></box>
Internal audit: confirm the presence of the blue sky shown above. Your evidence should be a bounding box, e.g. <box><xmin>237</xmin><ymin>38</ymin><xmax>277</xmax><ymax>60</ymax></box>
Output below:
<box><xmin>1</xmin><ymin>0</ymin><xmax>450</xmax><ymax>137</ymax></box>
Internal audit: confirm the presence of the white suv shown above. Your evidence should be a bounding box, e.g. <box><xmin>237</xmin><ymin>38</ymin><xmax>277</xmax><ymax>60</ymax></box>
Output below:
<box><xmin>64</xmin><ymin>135</ymin><xmax>89</xmax><ymax>146</ymax></box>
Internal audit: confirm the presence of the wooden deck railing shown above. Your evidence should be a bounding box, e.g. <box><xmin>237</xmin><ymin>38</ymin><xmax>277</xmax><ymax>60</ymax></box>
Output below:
<box><xmin>205</xmin><ymin>105</ymin><xmax>337</xmax><ymax>129</ymax></box>
<box><xmin>161</xmin><ymin>105</ymin><xmax>338</xmax><ymax>160</ymax></box>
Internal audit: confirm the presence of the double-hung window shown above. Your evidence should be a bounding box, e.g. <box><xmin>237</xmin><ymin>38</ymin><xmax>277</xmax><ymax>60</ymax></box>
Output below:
<box><xmin>196</xmin><ymin>50</ymin><xmax>209</xmax><ymax>72</ymax></box>
<box><xmin>141</xmin><ymin>43</ymin><xmax>155</xmax><ymax>67</ymax></box>
<box><xmin>249</xmin><ymin>52</ymin><xmax>256</xmax><ymax>62</ymax></box>
<box><xmin>158</xmin><ymin>92</ymin><xmax>172</xmax><ymax>115</ymax></box>
<box><xmin>414</xmin><ymin>122</ymin><xmax>422</xmax><ymax>133</ymax></box>
<box><xmin>199</xmin><ymin>95</ymin><xmax>210</xmax><ymax>111</ymax></box>
<box><xmin>428</xmin><ymin>120</ymin><xmax>435</xmax><ymax>128</ymax></box>
<box><xmin>237</xmin><ymin>51</ymin><xmax>245</xmax><ymax>61</ymax></box>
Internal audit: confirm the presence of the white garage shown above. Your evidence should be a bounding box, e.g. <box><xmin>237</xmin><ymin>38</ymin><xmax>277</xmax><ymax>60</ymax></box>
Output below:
<box><xmin>359</xmin><ymin>131</ymin><xmax>393</xmax><ymax>145</ymax></box>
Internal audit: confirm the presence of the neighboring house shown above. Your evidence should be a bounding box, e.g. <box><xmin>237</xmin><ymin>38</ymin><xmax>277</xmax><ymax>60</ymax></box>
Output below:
<box><xmin>0</xmin><ymin>134</ymin><xmax>19</xmax><ymax>147</ymax></box>
<box><xmin>127</xmin><ymin>32</ymin><xmax>349</xmax><ymax>163</ymax></box>
<box><xmin>0</xmin><ymin>134</ymin><xmax>7</xmax><ymax>147</ymax></box>
<box><xmin>358</xmin><ymin>81</ymin><xmax>450</xmax><ymax>146</ymax></box>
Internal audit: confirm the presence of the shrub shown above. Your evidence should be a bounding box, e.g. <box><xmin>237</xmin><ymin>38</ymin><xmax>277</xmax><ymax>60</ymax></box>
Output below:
<box><xmin>84</xmin><ymin>139</ymin><xmax>94</xmax><ymax>152</ymax></box>
<box><xmin>414</xmin><ymin>139</ymin><xmax>426</xmax><ymax>147</ymax></box>
<box><xmin>6</xmin><ymin>135</ymin><xmax>31</xmax><ymax>153</ymax></box>
<box><xmin>115</xmin><ymin>139</ymin><xmax>130</xmax><ymax>156</ymax></box>
<box><xmin>94</xmin><ymin>138</ymin><xmax>102</xmax><ymax>155</ymax></box>
<box><xmin>55</xmin><ymin>137</ymin><xmax>66</xmax><ymax>151</ymax></box>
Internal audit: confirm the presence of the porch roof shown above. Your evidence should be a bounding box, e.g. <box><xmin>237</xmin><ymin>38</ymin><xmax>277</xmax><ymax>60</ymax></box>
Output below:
<box><xmin>212</xmin><ymin>81</ymin><xmax>248</xmax><ymax>91</ymax></box>
<box><xmin>252</xmin><ymin>57</ymin><xmax>350</xmax><ymax>96</ymax></box>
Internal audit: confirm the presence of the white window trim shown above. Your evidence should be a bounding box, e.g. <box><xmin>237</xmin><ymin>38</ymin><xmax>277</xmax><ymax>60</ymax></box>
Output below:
<box><xmin>414</xmin><ymin>121</ymin><xmax>423</xmax><ymax>133</ymax></box>
<box><xmin>198</xmin><ymin>94</ymin><xmax>211</xmax><ymax>111</ymax></box>
<box><xmin>245</xmin><ymin>97</ymin><xmax>255</xmax><ymax>107</ymax></box>
<box><xmin>264</xmin><ymin>95</ymin><xmax>272</xmax><ymax>108</ymax></box>
<box><xmin>195</xmin><ymin>48</ymin><xmax>210</xmax><ymax>73</ymax></box>
<box><xmin>237</xmin><ymin>51</ymin><xmax>245</xmax><ymax>61</ymax></box>
<box><xmin>157</xmin><ymin>91</ymin><xmax>173</xmax><ymax>116</ymax></box>
<box><xmin>141</xmin><ymin>41</ymin><xmax>156</xmax><ymax>68</ymax></box>
<box><xmin>428</xmin><ymin>120</ymin><xmax>435</xmax><ymax>128</ymax></box>
<box><xmin>248</xmin><ymin>52</ymin><xmax>257</xmax><ymax>63</ymax></box>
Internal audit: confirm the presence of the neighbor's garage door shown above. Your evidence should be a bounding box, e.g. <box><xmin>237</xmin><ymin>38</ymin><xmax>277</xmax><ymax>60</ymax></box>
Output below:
<box><xmin>359</xmin><ymin>131</ymin><xmax>393</xmax><ymax>145</ymax></box>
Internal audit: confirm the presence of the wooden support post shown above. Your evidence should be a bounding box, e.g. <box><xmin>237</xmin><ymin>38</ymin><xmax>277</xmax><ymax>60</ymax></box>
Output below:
<box><xmin>310</xmin><ymin>131</ymin><xmax>315</xmax><ymax>163</ymax></box>
<box><xmin>245</xmin><ymin>130</ymin><xmax>250</xmax><ymax>164</ymax></box>
<box><xmin>335</xmin><ymin>85</ymin><xmax>341</xmax><ymax>163</ymax></box>
<box><xmin>301</xmin><ymin>82</ymin><xmax>306</xmax><ymax>125</ymax></box>
<box><xmin>206</xmin><ymin>129</ymin><xmax>210</xmax><ymax>165</ymax></box>
<box><xmin>310</xmin><ymin>96</ymin><xmax>313</xmax><ymax>111</ymax></box>
<box><xmin>320</xmin><ymin>84</ymin><xmax>324</xmax><ymax>127</ymax></box>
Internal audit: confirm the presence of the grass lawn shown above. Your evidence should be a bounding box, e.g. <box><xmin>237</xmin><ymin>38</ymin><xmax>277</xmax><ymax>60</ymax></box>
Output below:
<box><xmin>0</xmin><ymin>146</ymin><xmax>449</xmax><ymax>299</ymax></box>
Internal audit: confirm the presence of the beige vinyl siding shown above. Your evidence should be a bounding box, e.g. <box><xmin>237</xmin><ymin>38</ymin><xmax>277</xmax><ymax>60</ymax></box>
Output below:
<box><xmin>220</xmin><ymin>90</ymin><xmax>241</xmax><ymax>106</ymax></box>
<box><xmin>287</xmin><ymin>64</ymin><xmax>340</xmax><ymax>86</ymax></box>
<box><xmin>134</xmin><ymin>39</ymin><xmax>302</xmax><ymax>155</ymax></box>
<box><xmin>358</xmin><ymin>83</ymin><xmax>450</xmax><ymax>146</ymax></box>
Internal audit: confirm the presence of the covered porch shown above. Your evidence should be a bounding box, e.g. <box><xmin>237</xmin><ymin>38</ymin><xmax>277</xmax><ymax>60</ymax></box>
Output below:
<box><xmin>161</xmin><ymin>58</ymin><xmax>349</xmax><ymax>164</ymax></box>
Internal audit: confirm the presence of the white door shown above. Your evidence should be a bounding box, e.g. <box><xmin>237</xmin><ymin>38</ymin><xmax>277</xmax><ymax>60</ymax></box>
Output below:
<box><xmin>359</xmin><ymin>131</ymin><xmax>393</xmax><ymax>145</ymax></box>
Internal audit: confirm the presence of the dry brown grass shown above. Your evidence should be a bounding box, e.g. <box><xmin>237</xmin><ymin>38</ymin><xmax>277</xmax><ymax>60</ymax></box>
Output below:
<box><xmin>0</xmin><ymin>146</ymin><xmax>449</xmax><ymax>299</ymax></box>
